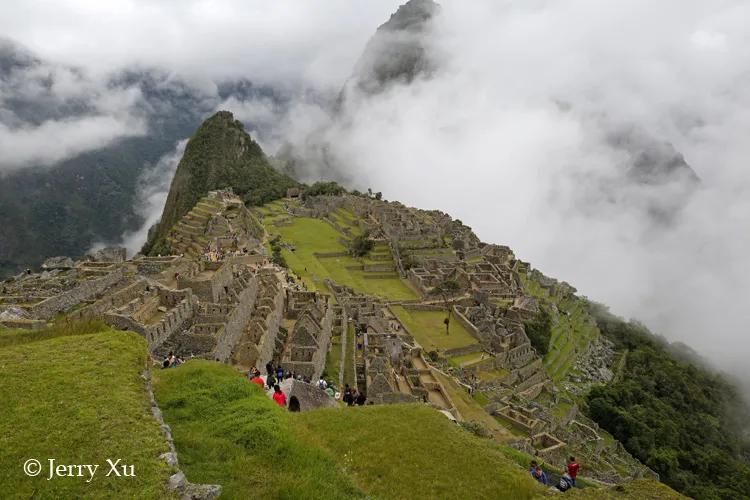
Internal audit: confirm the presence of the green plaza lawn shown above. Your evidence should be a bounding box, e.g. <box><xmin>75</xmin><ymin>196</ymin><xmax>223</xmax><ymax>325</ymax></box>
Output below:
<box><xmin>390</xmin><ymin>305</ymin><xmax>479</xmax><ymax>352</ymax></box>
<box><xmin>265</xmin><ymin>216</ymin><xmax>417</xmax><ymax>300</ymax></box>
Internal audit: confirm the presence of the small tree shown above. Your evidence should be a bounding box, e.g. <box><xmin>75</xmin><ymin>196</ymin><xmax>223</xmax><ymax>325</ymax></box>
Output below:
<box><xmin>524</xmin><ymin>308</ymin><xmax>552</xmax><ymax>356</ymax></box>
<box><xmin>350</xmin><ymin>230</ymin><xmax>374</xmax><ymax>257</ymax></box>
<box><xmin>431</xmin><ymin>279</ymin><xmax>461</xmax><ymax>334</ymax></box>
<box><xmin>270</xmin><ymin>236</ymin><xmax>287</xmax><ymax>268</ymax></box>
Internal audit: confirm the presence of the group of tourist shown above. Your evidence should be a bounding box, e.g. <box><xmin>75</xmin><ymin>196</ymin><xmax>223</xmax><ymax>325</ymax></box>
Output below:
<box><xmin>246</xmin><ymin>362</ymin><xmax>367</xmax><ymax>410</ymax></box>
<box><xmin>263</xmin><ymin>362</ymin><xmax>316</xmax><ymax>386</ymax></box>
<box><xmin>342</xmin><ymin>384</ymin><xmax>366</xmax><ymax>406</ymax></box>
<box><xmin>161</xmin><ymin>351</ymin><xmax>185</xmax><ymax>369</ymax></box>
<box><xmin>316</xmin><ymin>378</ymin><xmax>337</xmax><ymax>398</ymax></box>
<box><xmin>530</xmin><ymin>456</ymin><xmax>580</xmax><ymax>492</ymax></box>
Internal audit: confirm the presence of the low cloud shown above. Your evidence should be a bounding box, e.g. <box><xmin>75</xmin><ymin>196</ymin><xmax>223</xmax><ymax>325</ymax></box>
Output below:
<box><xmin>0</xmin><ymin>113</ymin><xmax>146</xmax><ymax>172</ymax></box>
<box><xmin>237</xmin><ymin>0</ymin><xmax>750</xmax><ymax>389</ymax></box>
<box><xmin>118</xmin><ymin>139</ymin><xmax>188</xmax><ymax>255</ymax></box>
<box><xmin>0</xmin><ymin>41</ymin><xmax>148</xmax><ymax>172</ymax></box>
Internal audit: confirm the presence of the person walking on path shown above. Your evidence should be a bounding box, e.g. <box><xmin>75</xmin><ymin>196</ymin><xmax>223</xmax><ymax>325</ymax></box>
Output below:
<box><xmin>272</xmin><ymin>385</ymin><xmax>287</xmax><ymax>407</ymax></box>
<box><xmin>567</xmin><ymin>457</ymin><xmax>580</xmax><ymax>487</ymax></box>
<box><xmin>249</xmin><ymin>370</ymin><xmax>265</xmax><ymax>388</ymax></box>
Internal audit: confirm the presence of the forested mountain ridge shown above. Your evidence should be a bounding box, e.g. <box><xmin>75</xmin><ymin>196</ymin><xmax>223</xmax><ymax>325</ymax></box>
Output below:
<box><xmin>143</xmin><ymin>111</ymin><xmax>298</xmax><ymax>255</ymax></box>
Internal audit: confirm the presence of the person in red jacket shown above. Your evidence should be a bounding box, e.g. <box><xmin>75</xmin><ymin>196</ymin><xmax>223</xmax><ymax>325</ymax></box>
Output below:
<box><xmin>272</xmin><ymin>384</ymin><xmax>287</xmax><ymax>407</ymax></box>
<box><xmin>567</xmin><ymin>456</ymin><xmax>580</xmax><ymax>486</ymax></box>
<box><xmin>249</xmin><ymin>370</ymin><xmax>265</xmax><ymax>388</ymax></box>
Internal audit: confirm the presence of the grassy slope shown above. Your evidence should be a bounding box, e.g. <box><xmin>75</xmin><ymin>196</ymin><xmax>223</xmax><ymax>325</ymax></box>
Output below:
<box><xmin>153</xmin><ymin>361</ymin><xmax>361</xmax><ymax>499</ymax></box>
<box><xmin>154</xmin><ymin>361</ymin><xmax>544</xmax><ymax>500</ymax></box>
<box><xmin>267</xmin><ymin>216</ymin><xmax>417</xmax><ymax>300</ymax></box>
<box><xmin>433</xmin><ymin>370</ymin><xmax>513</xmax><ymax>440</ymax></box>
<box><xmin>0</xmin><ymin>330</ymin><xmax>173</xmax><ymax>499</ymax></box>
<box><xmin>568</xmin><ymin>479</ymin><xmax>686</xmax><ymax>499</ymax></box>
<box><xmin>0</xmin><ymin>318</ymin><xmax>109</xmax><ymax>349</ymax></box>
<box><xmin>391</xmin><ymin>305</ymin><xmax>478</xmax><ymax>352</ymax></box>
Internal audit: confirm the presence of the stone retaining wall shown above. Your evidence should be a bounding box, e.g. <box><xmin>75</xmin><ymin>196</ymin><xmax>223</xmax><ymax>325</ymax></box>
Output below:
<box><xmin>31</xmin><ymin>267</ymin><xmax>125</xmax><ymax>320</ymax></box>
<box><xmin>313</xmin><ymin>251</ymin><xmax>349</xmax><ymax>258</ymax></box>
<box><xmin>212</xmin><ymin>279</ymin><xmax>259</xmax><ymax>362</ymax></box>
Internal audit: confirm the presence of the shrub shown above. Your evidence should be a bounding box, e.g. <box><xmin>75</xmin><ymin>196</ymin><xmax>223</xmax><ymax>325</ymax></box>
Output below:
<box><xmin>523</xmin><ymin>308</ymin><xmax>552</xmax><ymax>356</ymax></box>
<box><xmin>350</xmin><ymin>231</ymin><xmax>374</xmax><ymax>257</ymax></box>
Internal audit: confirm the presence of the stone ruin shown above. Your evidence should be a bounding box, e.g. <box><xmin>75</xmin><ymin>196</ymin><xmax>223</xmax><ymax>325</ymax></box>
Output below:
<box><xmin>1</xmin><ymin>254</ymin><xmax>127</xmax><ymax>329</ymax></box>
<box><xmin>281</xmin><ymin>290</ymin><xmax>334</xmax><ymax>381</ymax></box>
<box><xmin>0</xmin><ymin>191</ymin><xmax>336</xmax><ymax>388</ymax></box>
<box><xmin>280</xmin><ymin>378</ymin><xmax>338</xmax><ymax>412</ymax></box>
<box><xmin>2</xmin><ymin>189</ymin><xmax>657</xmax><ymax>483</ymax></box>
<box><xmin>327</xmin><ymin>282</ymin><xmax>457</xmax><ymax>412</ymax></box>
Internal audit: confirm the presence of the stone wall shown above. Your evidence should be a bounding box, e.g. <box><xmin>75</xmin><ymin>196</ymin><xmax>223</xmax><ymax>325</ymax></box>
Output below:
<box><xmin>283</xmin><ymin>305</ymin><xmax>335</xmax><ymax>380</ymax></box>
<box><xmin>135</xmin><ymin>256</ymin><xmax>181</xmax><ymax>276</ymax></box>
<box><xmin>280</xmin><ymin>379</ymin><xmax>339</xmax><ymax>411</ymax></box>
<box><xmin>451</xmin><ymin>307</ymin><xmax>483</xmax><ymax>342</ymax></box>
<box><xmin>177</xmin><ymin>263</ymin><xmax>233</xmax><ymax>302</ymax></box>
<box><xmin>104</xmin><ymin>292</ymin><xmax>196</xmax><ymax>350</ymax></box>
<box><xmin>211</xmin><ymin>278</ymin><xmax>259</xmax><ymax>362</ymax></box>
<box><xmin>31</xmin><ymin>267</ymin><xmax>125</xmax><ymax>320</ymax></box>
<box><xmin>236</xmin><ymin>275</ymin><xmax>285</xmax><ymax>369</ymax></box>
<box><xmin>71</xmin><ymin>278</ymin><xmax>145</xmax><ymax>321</ymax></box>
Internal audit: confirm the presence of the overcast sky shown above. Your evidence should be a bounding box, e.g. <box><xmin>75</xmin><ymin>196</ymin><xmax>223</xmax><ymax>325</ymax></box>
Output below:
<box><xmin>2</xmin><ymin>0</ymin><xmax>749</xmax><ymax>387</ymax></box>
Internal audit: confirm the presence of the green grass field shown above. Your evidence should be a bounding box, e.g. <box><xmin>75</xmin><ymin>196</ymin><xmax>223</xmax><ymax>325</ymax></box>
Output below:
<box><xmin>153</xmin><ymin>361</ymin><xmax>543</xmax><ymax>499</ymax></box>
<box><xmin>322</xmin><ymin>332</ymin><xmax>342</xmax><ymax>384</ymax></box>
<box><xmin>448</xmin><ymin>351</ymin><xmax>486</xmax><ymax>368</ymax></box>
<box><xmin>391</xmin><ymin>306</ymin><xmax>478</xmax><ymax>352</ymax></box>
<box><xmin>0</xmin><ymin>329</ymin><xmax>174</xmax><ymax>499</ymax></box>
<box><xmin>0</xmin><ymin>318</ymin><xmax>109</xmax><ymax>348</ymax></box>
<box><xmin>266</xmin><ymin>216</ymin><xmax>417</xmax><ymax>300</ymax></box>
<box><xmin>432</xmin><ymin>370</ymin><xmax>513</xmax><ymax>441</ymax></box>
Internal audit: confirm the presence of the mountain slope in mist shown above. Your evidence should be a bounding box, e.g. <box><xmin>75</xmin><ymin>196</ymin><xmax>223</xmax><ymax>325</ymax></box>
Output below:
<box><xmin>143</xmin><ymin>111</ymin><xmax>297</xmax><ymax>254</ymax></box>
<box><xmin>0</xmin><ymin>40</ymin><xmax>283</xmax><ymax>277</ymax></box>
<box><xmin>346</xmin><ymin>0</ymin><xmax>439</xmax><ymax>96</ymax></box>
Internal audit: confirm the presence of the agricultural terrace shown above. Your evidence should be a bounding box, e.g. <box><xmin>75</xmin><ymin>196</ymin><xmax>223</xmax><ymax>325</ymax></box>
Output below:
<box><xmin>261</xmin><ymin>212</ymin><xmax>417</xmax><ymax>300</ymax></box>
<box><xmin>522</xmin><ymin>273</ymin><xmax>599</xmax><ymax>383</ymax></box>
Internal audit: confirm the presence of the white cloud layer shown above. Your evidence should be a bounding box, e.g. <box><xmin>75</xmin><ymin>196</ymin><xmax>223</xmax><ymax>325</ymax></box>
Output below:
<box><xmin>0</xmin><ymin>0</ymin><xmax>402</xmax><ymax>88</ymax></box>
<box><xmin>250</xmin><ymin>0</ymin><xmax>750</xmax><ymax>385</ymax></box>
<box><xmin>118</xmin><ymin>139</ymin><xmax>187</xmax><ymax>256</ymax></box>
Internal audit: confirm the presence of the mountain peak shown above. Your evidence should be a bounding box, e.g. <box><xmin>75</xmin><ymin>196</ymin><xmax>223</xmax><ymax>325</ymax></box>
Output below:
<box><xmin>143</xmin><ymin>111</ymin><xmax>297</xmax><ymax>254</ymax></box>
<box><xmin>346</xmin><ymin>0</ymin><xmax>440</xmax><ymax>96</ymax></box>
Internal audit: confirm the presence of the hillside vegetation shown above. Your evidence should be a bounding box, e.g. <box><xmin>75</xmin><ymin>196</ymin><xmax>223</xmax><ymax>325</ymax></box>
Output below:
<box><xmin>153</xmin><ymin>360</ymin><xmax>544</xmax><ymax>500</ymax></box>
<box><xmin>144</xmin><ymin>111</ymin><xmax>297</xmax><ymax>255</ymax></box>
<box><xmin>586</xmin><ymin>304</ymin><xmax>750</xmax><ymax>500</ymax></box>
<box><xmin>0</xmin><ymin>329</ymin><xmax>174</xmax><ymax>498</ymax></box>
